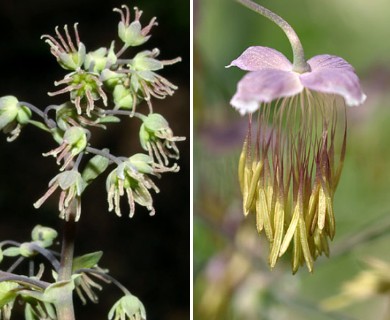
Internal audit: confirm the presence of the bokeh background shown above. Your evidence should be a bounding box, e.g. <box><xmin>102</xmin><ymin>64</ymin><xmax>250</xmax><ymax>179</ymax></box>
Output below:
<box><xmin>0</xmin><ymin>0</ymin><xmax>189</xmax><ymax>319</ymax></box>
<box><xmin>194</xmin><ymin>0</ymin><xmax>390</xmax><ymax>319</ymax></box>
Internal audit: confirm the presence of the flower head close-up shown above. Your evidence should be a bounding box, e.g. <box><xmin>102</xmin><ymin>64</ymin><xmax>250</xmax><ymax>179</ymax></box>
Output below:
<box><xmin>228</xmin><ymin>0</ymin><xmax>366</xmax><ymax>273</ymax></box>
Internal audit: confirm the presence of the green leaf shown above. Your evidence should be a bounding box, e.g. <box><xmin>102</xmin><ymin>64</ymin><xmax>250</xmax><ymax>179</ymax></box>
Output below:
<box><xmin>81</xmin><ymin>152</ymin><xmax>110</xmax><ymax>184</ymax></box>
<box><xmin>3</xmin><ymin>247</ymin><xmax>20</xmax><ymax>257</ymax></box>
<box><xmin>0</xmin><ymin>282</ymin><xmax>19</xmax><ymax>308</ymax></box>
<box><xmin>27</xmin><ymin>120</ymin><xmax>50</xmax><ymax>132</ymax></box>
<box><xmin>97</xmin><ymin>115</ymin><xmax>121</xmax><ymax>124</ymax></box>
<box><xmin>42</xmin><ymin>277</ymin><xmax>78</xmax><ymax>304</ymax></box>
<box><xmin>72</xmin><ymin>251</ymin><xmax>103</xmax><ymax>272</ymax></box>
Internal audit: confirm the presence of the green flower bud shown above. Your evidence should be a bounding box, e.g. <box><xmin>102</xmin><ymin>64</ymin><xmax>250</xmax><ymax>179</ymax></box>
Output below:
<box><xmin>0</xmin><ymin>96</ymin><xmax>32</xmax><ymax>141</ymax></box>
<box><xmin>0</xmin><ymin>96</ymin><xmax>32</xmax><ymax>128</ymax></box>
<box><xmin>63</xmin><ymin>126</ymin><xmax>88</xmax><ymax>155</ymax></box>
<box><xmin>31</xmin><ymin>225</ymin><xmax>58</xmax><ymax>248</ymax></box>
<box><xmin>113</xmin><ymin>84</ymin><xmax>134</xmax><ymax>110</ymax></box>
<box><xmin>19</xmin><ymin>242</ymin><xmax>35</xmax><ymax>258</ymax></box>
<box><xmin>84</xmin><ymin>42</ymin><xmax>117</xmax><ymax>73</ymax></box>
<box><xmin>0</xmin><ymin>96</ymin><xmax>20</xmax><ymax>130</ymax></box>
<box><xmin>16</xmin><ymin>105</ymin><xmax>32</xmax><ymax>125</ymax></box>
<box><xmin>100</xmin><ymin>69</ymin><xmax>125</xmax><ymax>89</ymax></box>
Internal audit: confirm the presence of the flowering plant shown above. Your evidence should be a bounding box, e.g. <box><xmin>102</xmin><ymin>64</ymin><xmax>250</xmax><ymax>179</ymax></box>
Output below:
<box><xmin>0</xmin><ymin>3</ymin><xmax>184</xmax><ymax>319</ymax></box>
<box><xmin>228</xmin><ymin>0</ymin><xmax>365</xmax><ymax>273</ymax></box>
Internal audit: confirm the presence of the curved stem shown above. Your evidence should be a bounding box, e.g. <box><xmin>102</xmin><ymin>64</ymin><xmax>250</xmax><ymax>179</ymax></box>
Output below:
<box><xmin>86</xmin><ymin>146</ymin><xmax>123</xmax><ymax>166</ymax></box>
<box><xmin>73</xmin><ymin>152</ymin><xmax>84</xmax><ymax>171</ymax></box>
<box><xmin>236</xmin><ymin>0</ymin><xmax>311</xmax><ymax>73</ymax></box>
<box><xmin>29</xmin><ymin>243</ymin><xmax>61</xmax><ymax>272</ymax></box>
<box><xmin>19</xmin><ymin>101</ymin><xmax>45</xmax><ymax>119</ymax></box>
<box><xmin>102</xmin><ymin>109</ymin><xmax>147</xmax><ymax>121</ymax></box>
<box><xmin>0</xmin><ymin>240</ymin><xmax>21</xmax><ymax>247</ymax></box>
<box><xmin>44</xmin><ymin>104</ymin><xmax>60</xmax><ymax>129</ymax></box>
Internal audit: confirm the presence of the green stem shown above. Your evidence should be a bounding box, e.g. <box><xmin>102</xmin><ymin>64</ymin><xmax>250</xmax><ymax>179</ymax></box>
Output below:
<box><xmin>236</xmin><ymin>0</ymin><xmax>311</xmax><ymax>73</ymax></box>
<box><xmin>56</xmin><ymin>211</ymin><xmax>77</xmax><ymax>320</ymax></box>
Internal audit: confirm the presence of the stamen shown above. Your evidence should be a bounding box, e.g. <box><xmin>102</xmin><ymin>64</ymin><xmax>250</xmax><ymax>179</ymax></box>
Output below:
<box><xmin>56</xmin><ymin>26</ymin><xmax>70</xmax><ymax>52</ymax></box>
<box><xmin>73</xmin><ymin>23</ymin><xmax>81</xmax><ymax>46</ymax></box>
<box><xmin>113</xmin><ymin>7</ymin><xmax>126</xmax><ymax>24</ymax></box>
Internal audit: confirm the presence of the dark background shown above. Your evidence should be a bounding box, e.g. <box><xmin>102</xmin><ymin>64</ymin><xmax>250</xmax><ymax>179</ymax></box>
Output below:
<box><xmin>0</xmin><ymin>0</ymin><xmax>189</xmax><ymax>319</ymax></box>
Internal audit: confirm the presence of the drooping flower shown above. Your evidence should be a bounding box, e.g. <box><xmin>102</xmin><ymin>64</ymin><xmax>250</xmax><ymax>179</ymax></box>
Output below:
<box><xmin>229</xmin><ymin>0</ymin><xmax>366</xmax><ymax>273</ymax></box>
<box><xmin>0</xmin><ymin>96</ymin><xmax>32</xmax><ymax>142</ymax></box>
<box><xmin>74</xmin><ymin>269</ymin><xmax>106</xmax><ymax>305</ymax></box>
<box><xmin>34</xmin><ymin>170</ymin><xmax>86</xmax><ymax>221</ymax></box>
<box><xmin>127</xmin><ymin>49</ymin><xmax>181</xmax><ymax>111</ymax></box>
<box><xmin>43</xmin><ymin>126</ymin><xmax>88</xmax><ymax>171</ymax></box>
<box><xmin>108</xmin><ymin>294</ymin><xmax>146</xmax><ymax>320</ymax></box>
<box><xmin>139</xmin><ymin>113</ymin><xmax>185</xmax><ymax>168</ymax></box>
<box><xmin>106</xmin><ymin>159</ymin><xmax>159</xmax><ymax>218</ymax></box>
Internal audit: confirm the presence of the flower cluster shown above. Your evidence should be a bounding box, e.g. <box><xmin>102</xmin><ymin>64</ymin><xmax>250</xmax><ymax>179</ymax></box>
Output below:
<box><xmin>0</xmin><ymin>3</ymin><xmax>185</xmax><ymax>222</ymax></box>
<box><xmin>0</xmin><ymin>4</ymin><xmax>183</xmax><ymax>317</ymax></box>
<box><xmin>40</xmin><ymin>4</ymin><xmax>180</xmax><ymax>118</ymax></box>
<box><xmin>229</xmin><ymin>3</ymin><xmax>365</xmax><ymax>273</ymax></box>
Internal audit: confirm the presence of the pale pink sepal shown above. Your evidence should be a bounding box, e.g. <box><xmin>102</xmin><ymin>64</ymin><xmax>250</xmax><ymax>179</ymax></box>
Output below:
<box><xmin>227</xmin><ymin>46</ymin><xmax>292</xmax><ymax>71</ymax></box>
<box><xmin>230</xmin><ymin>69</ymin><xmax>303</xmax><ymax>115</ymax></box>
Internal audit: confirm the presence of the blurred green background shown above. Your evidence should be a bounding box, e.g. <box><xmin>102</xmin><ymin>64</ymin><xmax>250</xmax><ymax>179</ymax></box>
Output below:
<box><xmin>194</xmin><ymin>0</ymin><xmax>390</xmax><ymax>319</ymax></box>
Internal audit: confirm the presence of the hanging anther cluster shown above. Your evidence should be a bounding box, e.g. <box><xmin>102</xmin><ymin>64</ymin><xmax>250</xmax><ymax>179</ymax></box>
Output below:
<box><xmin>238</xmin><ymin>91</ymin><xmax>346</xmax><ymax>273</ymax></box>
